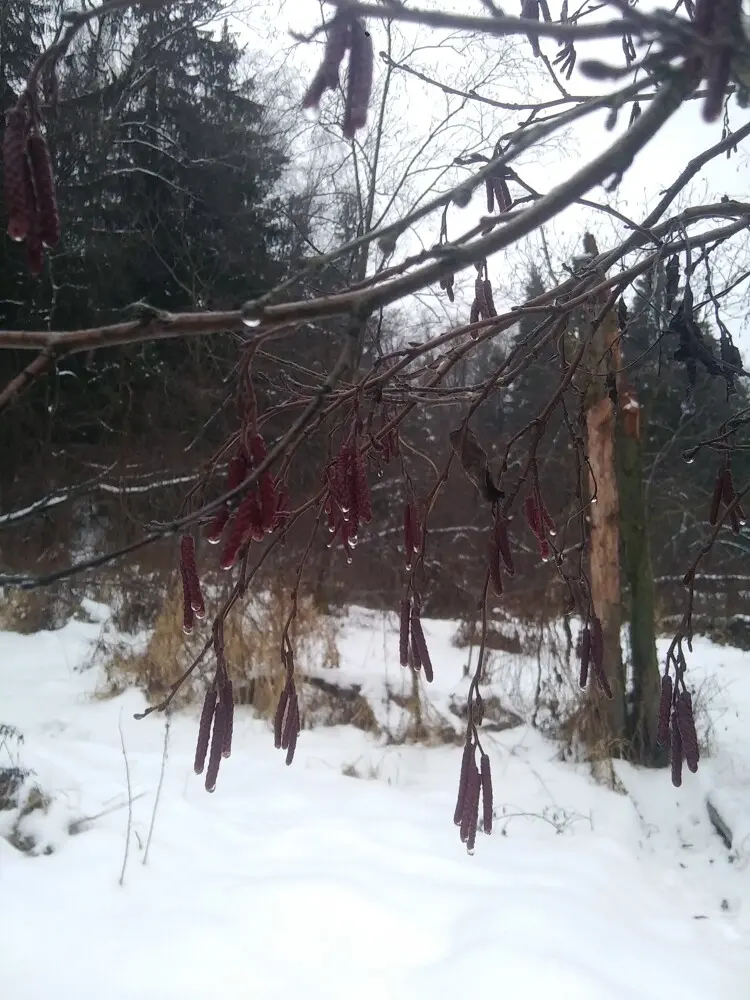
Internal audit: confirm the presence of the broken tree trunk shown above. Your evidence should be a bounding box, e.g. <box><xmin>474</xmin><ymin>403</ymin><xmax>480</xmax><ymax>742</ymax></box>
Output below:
<box><xmin>581</xmin><ymin>237</ymin><xmax>627</xmax><ymax>752</ymax></box>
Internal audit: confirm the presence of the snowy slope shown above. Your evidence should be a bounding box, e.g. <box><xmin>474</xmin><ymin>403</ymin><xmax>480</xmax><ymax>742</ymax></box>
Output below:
<box><xmin>1</xmin><ymin>609</ymin><xmax>749</xmax><ymax>1000</ymax></box>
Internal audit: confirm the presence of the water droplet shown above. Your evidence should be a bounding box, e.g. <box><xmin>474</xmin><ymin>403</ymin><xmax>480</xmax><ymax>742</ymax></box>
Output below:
<box><xmin>548</xmin><ymin>528</ymin><xmax>557</xmax><ymax>537</ymax></box>
<box><xmin>206</xmin><ymin>535</ymin><xmax>221</xmax><ymax>545</ymax></box>
<box><xmin>377</xmin><ymin>469</ymin><xmax>384</xmax><ymax>478</ymax></box>
<box><xmin>242</xmin><ymin>315</ymin><xmax>261</xmax><ymax>328</ymax></box>
<box><xmin>328</xmin><ymin>524</ymin><xmax>336</xmax><ymax>534</ymax></box>
<box><xmin>467</xmin><ymin>846</ymin><xmax>475</xmax><ymax>856</ymax></box>
<box><xmin>541</xmin><ymin>555</ymin><xmax>550</xmax><ymax>564</ymax></box>
<box><xmin>741</xmin><ymin>517</ymin><xmax>748</xmax><ymax>527</ymax></box>
<box><xmin>349</xmin><ymin>535</ymin><xmax>359</xmax><ymax>548</ymax></box>
<box><xmin>346</xmin><ymin>555</ymin><xmax>353</xmax><ymax>565</ymax></box>
<box><xmin>340</xmin><ymin>504</ymin><xmax>350</xmax><ymax>514</ymax></box>
<box><xmin>590</xmin><ymin>497</ymin><xmax>598</xmax><ymax>505</ymax></box>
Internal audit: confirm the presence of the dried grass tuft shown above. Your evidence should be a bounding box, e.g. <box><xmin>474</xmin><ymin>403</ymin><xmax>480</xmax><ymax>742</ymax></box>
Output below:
<box><xmin>98</xmin><ymin>577</ymin><xmax>341</xmax><ymax>720</ymax></box>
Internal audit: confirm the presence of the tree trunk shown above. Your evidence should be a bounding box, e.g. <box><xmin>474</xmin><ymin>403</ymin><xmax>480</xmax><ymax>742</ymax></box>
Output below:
<box><xmin>579</xmin><ymin>240</ymin><xmax>627</xmax><ymax>754</ymax></box>
<box><xmin>616</xmin><ymin>391</ymin><xmax>666</xmax><ymax>766</ymax></box>
<box><xmin>587</xmin><ymin>394</ymin><xmax>627</xmax><ymax>747</ymax></box>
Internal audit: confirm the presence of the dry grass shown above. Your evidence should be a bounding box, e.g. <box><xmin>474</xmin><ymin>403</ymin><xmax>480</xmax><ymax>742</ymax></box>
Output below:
<box><xmin>0</xmin><ymin>588</ymin><xmax>75</xmax><ymax>634</ymax></box>
<box><xmin>99</xmin><ymin>576</ymin><xmax>341</xmax><ymax>720</ymax></box>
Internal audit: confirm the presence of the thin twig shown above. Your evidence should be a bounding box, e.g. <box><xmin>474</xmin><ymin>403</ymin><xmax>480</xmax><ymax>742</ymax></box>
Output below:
<box><xmin>143</xmin><ymin>711</ymin><xmax>170</xmax><ymax>865</ymax></box>
<box><xmin>118</xmin><ymin>714</ymin><xmax>134</xmax><ymax>887</ymax></box>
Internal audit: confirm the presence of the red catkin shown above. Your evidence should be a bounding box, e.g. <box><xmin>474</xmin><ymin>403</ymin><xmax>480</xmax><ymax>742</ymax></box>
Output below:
<box><xmin>492</xmin><ymin>176</ymin><xmax>512</xmax><ymax>212</ymax></box>
<box><xmin>676</xmin><ymin>690</ymin><xmax>699</xmax><ymax>773</ymax></box>
<box><xmin>26</xmin><ymin>130</ymin><xmax>60</xmax><ymax>248</ymax></box>
<box><xmin>482</xmin><ymin>279</ymin><xmax>497</xmax><ymax>317</ymax></box>
<box><xmin>463</xmin><ymin>761</ymin><xmax>481</xmax><ymax>852</ymax></box>
<box><xmin>180</xmin><ymin>534</ymin><xmax>205</xmax><ymax>618</ymax></box>
<box><xmin>410</xmin><ymin>609</ymin><xmax>434</xmax><ymax>683</ymax></box>
<box><xmin>206</xmin><ymin>453</ymin><xmax>248</xmax><ymax>543</ymax></box>
<box><xmin>578</xmin><ymin>625</ymin><xmax>591</xmax><ymax>689</ymax></box>
<box><xmin>656</xmin><ymin>673</ymin><xmax>673</xmax><ymax>747</ymax></box>
<box><xmin>280</xmin><ymin>687</ymin><xmax>300</xmax><ymax>765</ymax></box>
<box><xmin>194</xmin><ymin>688</ymin><xmax>217</xmax><ymax>774</ymax></box>
<box><xmin>474</xmin><ymin>276</ymin><xmax>488</xmax><ymax>317</ymax></box>
<box><xmin>285</xmin><ymin>717</ymin><xmax>299</xmax><ymax>766</ymax></box>
<box><xmin>494</xmin><ymin>515</ymin><xmax>514</xmax><ymax>576</ymax></box>
<box><xmin>480</xmin><ymin>754</ymin><xmax>493</xmax><ymax>834</ymax></box>
<box><xmin>23</xmin><ymin>159</ymin><xmax>43</xmax><ymax>276</ymax></box>
<box><xmin>488</xmin><ymin>537</ymin><xmax>504</xmax><ymax>596</ymax></box>
<box><xmin>3</xmin><ymin>109</ymin><xmax>29</xmax><ymax>242</ymax></box>
<box><xmin>342</xmin><ymin>19</ymin><xmax>374</xmax><ymax>139</ymax></box>
<box><xmin>250</xmin><ymin>435</ymin><xmax>278</xmax><ymax>532</ymax></box>
<box><xmin>454</xmin><ymin>739</ymin><xmax>474</xmax><ymax>826</ymax></box>
<box><xmin>274</xmin><ymin>685</ymin><xmax>289</xmax><ymax>750</ymax></box>
<box><xmin>670</xmin><ymin>710</ymin><xmax>683</xmax><ymax>787</ymax></box>
<box><xmin>281</xmin><ymin>687</ymin><xmax>299</xmax><ymax>751</ymax></box>
<box><xmin>399</xmin><ymin>598</ymin><xmax>411</xmax><ymax>667</ymax></box>
<box><xmin>220</xmin><ymin>490</ymin><xmax>262</xmax><ymax>569</ymax></box>
<box><xmin>302</xmin><ymin>12</ymin><xmax>353</xmax><ymax>109</ymax></box>
<box><xmin>410</xmin><ymin>633</ymin><xmax>422</xmax><ymax>671</ymax></box>
<box><xmin>181</xmin><ymin>561</ymin><xmax>195</xmax><ymax>635</ymax></box>
<box><xmin>205</xmin><ymin>695</ymin><xmax>227</xmax><ymax>793</ymax></box>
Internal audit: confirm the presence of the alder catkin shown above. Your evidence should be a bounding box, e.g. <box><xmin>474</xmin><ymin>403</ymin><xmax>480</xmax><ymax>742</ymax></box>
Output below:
<box><xmin>578</xmin><ymin>625</ymin><xmax>591</xmax><ymax>689</ymax></box>
<box><xmin>480</xmin><ymin>754</ymin><xmax>493</xmax><ymax>834</ymax></box>
<box><xmin>220</xmin><ymin>490</ymin><xmax>262</xmax><ymax>569</ymax></box>
<box><xmin>454</xmin><ymin>739</ymin><xmax>474</xmax><ymax>826</ymax></box>
<box><xmin>180</xmin><ymin>534</ymin><xmax>205</xmax><ymax>618</ymax></box>
<box><xmin>676</xmin><ymin>690</ymin><xmax>699</xmax><ymax>773</ymax></box>
<box><xmin>3</xmin><ymin>109</ymin><xmax>29</xmax><ymax>242</ymax></box>
<box><xmin>26</xmin><ymin>130</ymin><xmax>60</xmax><ymax>248</ymax></box>
<box><xmin>273</xmin><ymin>685</ymin><xmax>289</xmax><ymax>750</ymax></box>
<box><xmin>482</xmin><ymin>279</ymin><xmax>497</xmax><ymax>317</ymax></box>
<box><xmin>492</xmin><ymin>176</ymin><xmax>512</xmax><ymax>212</ymax></box>
<box><xmin>205</xmin><ymin>695</ymin><xmax>227</xmax><ymax>793</ymax></box>
<box><xmin>23</xmin><ymin>159</ymin><xmax>44</xmax><ymax>276</ymax></box>
<box><xmin>463</xmin><ymin>761</ymin><xmax>481</xmax><ymax>852</ymax></box>
<box><xmin>410</xmin><ymin>609</ymin><xmax>434</xmax><ymax>682</ymax></box>
<box><xmin>342</xmin><ymin>20</ymin><xmax>374</xmax><ymax>139</ymax></box>
<box><xmin>206</xmin><ymin>452</ymin><xmax>248</xmax><ymax>543</ymax></box>
<box><xmin>670</xmin><ymin>710</ymin><xmax>683</xmax><ymax>787</ymax></box>
<box><xmin>399</xmin><ymin>598</ymin><xmax>411</xmax><ymax>667</ymax></box>
<box><xmin>181</xmin><ymin>572</ymin><xmax>194</xmax><ymax>635</ymax></box>
<box><xmin>494</xmin><ymin>515</ymin><xmax>514</xmax><ymax>576</ymax></box>
<box><xmin>302</xmin><ymin>13</ymin><xmax>353</xmax><ymax>109</ymax></box>
<box><xmin>656</xmin><ymin>673</ymin><xmax>673</xmax><ymax>747</ymax></box>
<box><xmin>488</xmin><ymin>537</ymin><xmax>504</xmax><ymax>597</ymax></box>
<box><xmin>194</xmin><ymin>688</ymin><xmax>218</xmax><ymax>775</ymax></box>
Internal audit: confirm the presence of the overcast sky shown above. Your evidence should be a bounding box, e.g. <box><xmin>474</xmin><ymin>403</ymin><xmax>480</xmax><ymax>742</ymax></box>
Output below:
<box><xmin>232</xmin><ymin>0</ymin><xmax>750</xmax><ymax>352</ymax></box>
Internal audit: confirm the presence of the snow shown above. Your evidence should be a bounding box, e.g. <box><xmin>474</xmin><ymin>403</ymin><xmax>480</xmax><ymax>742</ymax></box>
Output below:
<box><xmin>1</xmin><ymin>610</ymin><xmax>749</xmax><ymax>999</ymax></box>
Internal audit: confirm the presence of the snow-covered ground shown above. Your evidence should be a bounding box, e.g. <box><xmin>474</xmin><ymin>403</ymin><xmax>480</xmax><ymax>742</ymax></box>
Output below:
<box><xmin>1</xmin><ymin>604</ymin><xmax>749</xmax><ymax>999</ymax></box>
